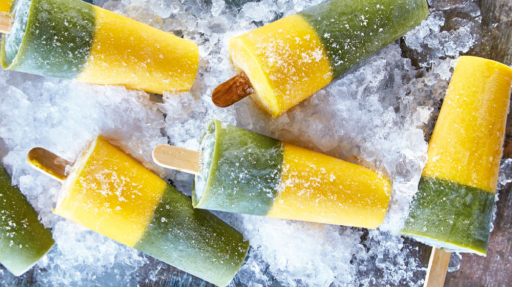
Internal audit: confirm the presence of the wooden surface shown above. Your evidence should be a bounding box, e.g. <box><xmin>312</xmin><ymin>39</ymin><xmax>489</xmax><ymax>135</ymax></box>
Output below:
<box><xmin>212</xmin><ymin>72</ymin><xmax>253</xmax><ymax>107</ymax></box>
<box><xmin>474</xmin><ymin>0</ymin><xmax>512</xmax><ymax>67</ymax></box>
<box><xmin>27</xmin><ymin>148</ymin><xmax>70</xmax><ymax>181</ymax></box>
<box><xmin>152</xmin><ymin>144</ymin><xmax>201</xmax><ymax>175</ymax></box>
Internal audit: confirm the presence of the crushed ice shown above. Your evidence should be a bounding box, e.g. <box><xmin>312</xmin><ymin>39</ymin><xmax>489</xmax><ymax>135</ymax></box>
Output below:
<box><xmin>0</xmin><ymin>0</ymin><xmax>508</xmax><ymax>286</ymax></box>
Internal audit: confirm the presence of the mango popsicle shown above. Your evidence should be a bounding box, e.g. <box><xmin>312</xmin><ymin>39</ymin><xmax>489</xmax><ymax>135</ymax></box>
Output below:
<box><xmin>30</xmin><ymin>137</ymin><xmax>249</xmax><ymax>287</ymax></box>
<box><xmin>401</xmin><ymin>56</ymin><xmax>512</xmax><ymax>255</ymax></box>
<box><xmin>154</xmin><ymin>120</ymin><xmax>392</xmax><ymax>229</ymax></box>
<box><xmin>0</xmin><ymin>164</ymin><xmax>54</xmax><ymax>276</ymax></box>
<box><xmin>213</xmin><ymin>0</ymin><xmax>429</xmax><ymax>117</ymax></box>
<box><xmin>1</xmin><ymin>0</ymin><xmax>199</xmax><ymax>94</ymax></box>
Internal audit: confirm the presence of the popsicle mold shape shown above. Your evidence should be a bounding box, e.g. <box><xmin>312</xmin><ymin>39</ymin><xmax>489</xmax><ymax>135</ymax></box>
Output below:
<box><xmin>163</xmin><ymin>120</ymin><xmax>392</xmax><ymax>229</ymax></box>
<box><xmin>401</xmin><ymin>56</ymin><xmax>512</xmax><ymax>255</ymax></box>
<box><xmin>33</xmin><ymin>137</ymin><xmax>248</xmax><ymax>287</ymax></box>
<box><xmin>0</xmin><ymin>164</ymin><xmax>54</xmax><ymax>276</ymax></box>
<box><xmin>222</xmin><ymin>0</ymin><xmax>428</xmax><ymax>117</ymax></box>
<box><xmin>1</xmin><ymin>0</ymin><xmax>199</xmax><ymax>94</ymax></box>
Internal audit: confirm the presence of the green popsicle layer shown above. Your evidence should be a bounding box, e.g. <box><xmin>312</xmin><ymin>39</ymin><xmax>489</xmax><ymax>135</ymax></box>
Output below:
<box><xmin>135</xmin><ymin>184</ymin><xmax>249</xmax><ymax>287</ymax></box>
<box><xmin>0</xmin><ymin>165</ymin><xmax>54</xmax><ymax>276</ymax></box>
<box><xmin>1</xmin><ymin>0</ymin><xmax>95</xmax><ymax>78</ymax></box>
<box><xmin>401</xmin><ymin>177</ymin><xmax>495</xmax><ymax>255</ymax></box>
<box><xmin>299</xmin><ymin>0</ymin><xmax>429</xmax><ymax>79</ymax></box>
<box><xmin>193</xmin><ymin>120</ymin><xmax>283</xmax><ymax>215</ymax></box>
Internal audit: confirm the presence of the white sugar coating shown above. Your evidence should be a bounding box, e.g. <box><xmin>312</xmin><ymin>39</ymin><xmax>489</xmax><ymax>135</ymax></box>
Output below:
<box><xmin>0</xmin><ymin>0</ymin><xmax>508</xmax><ymax>286</ymax></box>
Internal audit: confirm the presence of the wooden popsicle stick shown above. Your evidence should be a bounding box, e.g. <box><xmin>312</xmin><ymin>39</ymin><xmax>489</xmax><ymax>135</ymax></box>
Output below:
<box><xmin>212</xmin><ymin>72</ymin><xmax>254</xmax><ymax>107</ymax></box>
<box><xmin>27</xmin><ymin>147</ymin><xmax>71</xmax><ymax>181</ymax></box>
<box><xmin>152</xmin><ymin>144</ymin><xmax>201</xmax><ymax>175</ymax></box>
<box><xmin>423</xmin><ymin>248</ymin><xmax>451</xmax><ymax>287</ymax></box>
<box><xmin>502</xmin><ymin>127</ymin><xmax>512</xmax><ymax>158</ymax></box>
<box><xmin>0</xmin><ymin>12</ymin><xmax>12</xmax><ymax>34</ymax></box>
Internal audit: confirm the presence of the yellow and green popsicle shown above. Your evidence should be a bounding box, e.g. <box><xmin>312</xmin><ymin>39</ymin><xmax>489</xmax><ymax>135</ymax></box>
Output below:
<box><xmin>401</xmin><ymin>56</ymin><xmax>512</xmax><ymax>255</ymax></box>
<box><xmin>156</xmin><ymin>120</ymin><xmax>392</xmax><ymax>229</ymax></box>
<box><xmin>0</xmin><ymin>164</ymin><xmax>54</xmax><ymax>276</ymax></box>
<box><xmin>1</xmin><ymin>0</ymin><xmax>199</xmax><ymax>94</ymax></box>
<box><xmin>44</xmin><ymin>137</ymin><xmax>249</xmax><ymax>287</ymax></box>
<box><xmin>217</xmin><ymin>0</ymin><xmax>428</xmax><ymax>117</ymax></box>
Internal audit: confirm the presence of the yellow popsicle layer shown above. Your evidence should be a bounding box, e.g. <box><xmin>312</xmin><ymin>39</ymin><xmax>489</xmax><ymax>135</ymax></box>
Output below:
<box><xmin>76</xmin><ymin>6</ymin><xmax>199</xmax><ymax>94</ymax></box>
<box><xmin>229</xmin><ymin>14</ymin><xmax>333</xmax><ymax>117</ymax></box>
<box><xmin>55</xmin><ymin>137</ymin><xmax>167</xmax><ymax>247</ymax></box>
<box><xmin>423</xmin><ymin>56</ymin><xmax>512</xmax><ymax>192</ymax></box>
<box><xmin>267</xmin><ymin>144</ymin><xmax>391</xmax><ymax>228</ymax></box>
<box><xmin>0</xmin><ymin>0</ymin><xmax>11</xmax><ymax>13</ymax></box>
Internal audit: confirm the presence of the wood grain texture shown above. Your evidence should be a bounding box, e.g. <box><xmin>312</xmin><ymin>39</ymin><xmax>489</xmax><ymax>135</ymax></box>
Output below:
<box><xmin>471</xmin><ymin>0</ymin><xmax>512</xmax><ymax>66</ymax></box>
<box><xmin>0</xmin><ymin>12</ymin><xmax>12</xmax><ymax>34</ymax></box>
<box><xmin>152</xmin><ymin>144</ymin><xmax>201</xmax><ymax>175</ymax></box>
<box><xmin>27</xmin><ymin>148</ymin><xmax>71</xmax><ymax>181</ymax></box>
<box><xmin>424</xmin><ymin>249</ymin><xmax>451</xmax><ymax>287</ymax></box>
<box><xmin>212</xmin><ymin>72</ymin><xmax>253</xmax><ymax>107</ymax></box>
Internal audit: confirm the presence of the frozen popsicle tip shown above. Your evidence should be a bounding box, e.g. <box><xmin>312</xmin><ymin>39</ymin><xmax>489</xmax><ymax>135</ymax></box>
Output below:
<box><xmin>152</xmin><ymin>144</ymin><xmax>201</xmax><ymax>174</ymax></box>
<box><xmin>28</xmin><ymin>147</ymin><xmax>72</xmax><ymax>181</ymax></box>
<box><xmin>212</xmin><ymin>72</ymin><xmax>254</xmax><ymax>107</ymax></box>
<box><xmin>0</xmin><ymin>11</ymin><xmax>12</xmax><ymax>34</ymax></box>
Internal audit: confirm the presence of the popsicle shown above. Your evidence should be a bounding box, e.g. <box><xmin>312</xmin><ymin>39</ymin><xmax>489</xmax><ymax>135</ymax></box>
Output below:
<box><xmin>212</xmin><ymin>0</ymin><xmax>429</xmax><ymax>117</ymax></box>
<box><xmin>401</xmin><ymin>56</ymin><xmax>512</xmax><ymax>256</ymax></box>
<box><xmin>28</xmin><ymin>137</ymin><xmax>249</xmax><ymax>287</ymax></box>
<box><xmin>0</xmin><ymin>0</ymin><xmax>199</xmax><ymax>94</ymax></box>
<box><xmin>153</xmin><ymin>120</ymin><xmax>392</xmax><ymax>229</ymax></box>
<box><xmin>0</xmin><ymin>164</ymin><xmax>55</xmax><ymax>276</ymax></box>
